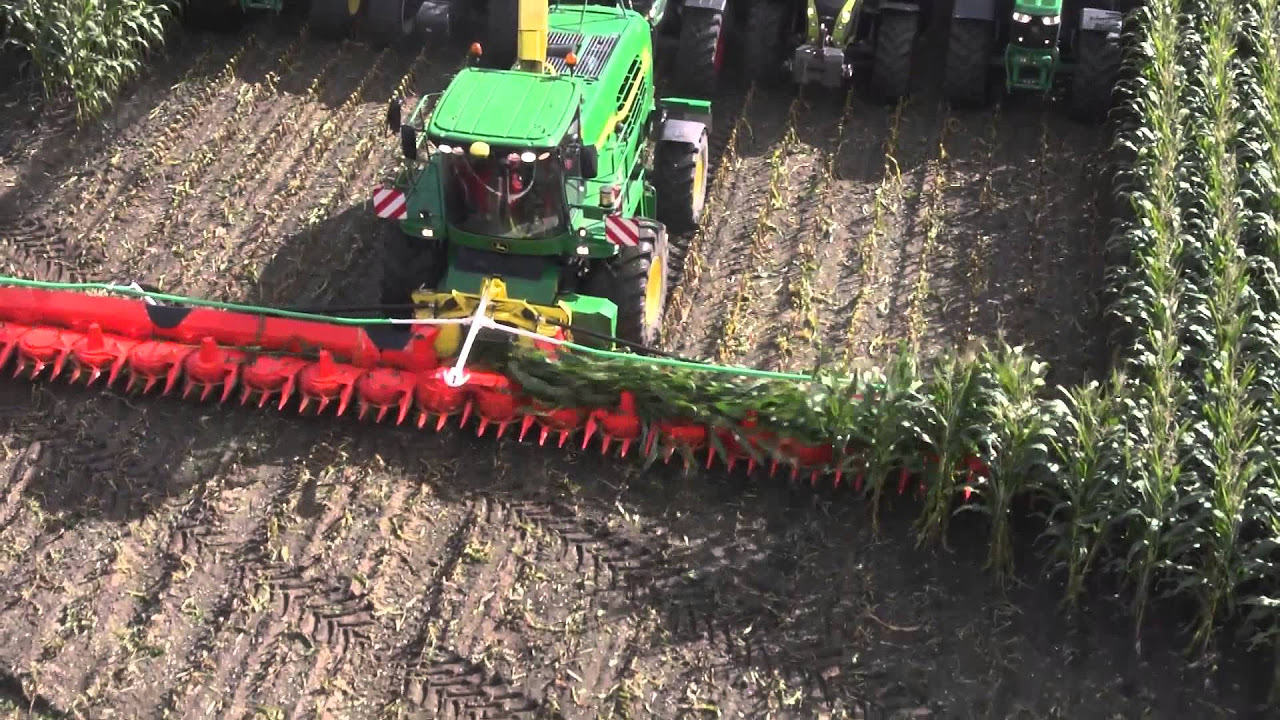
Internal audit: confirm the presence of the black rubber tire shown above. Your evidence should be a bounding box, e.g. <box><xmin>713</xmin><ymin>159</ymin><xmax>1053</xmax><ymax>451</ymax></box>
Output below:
<box><xmin>943</xmin><ymin>18</ymin><xmax>994</xmax><ymax>107</ymax></box>
<box><xmin>1066</xmin><ymin>30</ymin><xmax>1122</xmax><ymax>124</ymax></box>
<box><xmin>674</xmin><ymin>8</ymin><xmax>725</xmax><ymax>98</ymax></box>
<box><xmin>583</xmin><ymin>230</ymin><xmax>669</xmax><ymax>347</ymax></box>
<box><xmin>310</xmin><ymin>0</ymin><xmax>362</xmax><ymax>40</ymax></box>
<box><xmin>870</xmin><ymin>10</ymin><xmax>916</xmax><ymax>102</ymax></box>
<box><xmin>652</xmin><ymin>124</ymin><xmax>709</xmax><ymax>278</ymax></box>
<box><xmin>483</xmin><ymin>0</ymin><xmax>519</xmax><ymax>70</ymax></box>
<box><xmin>367</xmin><ymin>0</ymin><xmax>419</xmax><ymax>46</ymax></box>
<box><xmin>744</xmin><ymin>0</ymin><xmax>788</xmax><ymax>87</ymax></box>
<box><xmin>380</xmin><ymin>227</ymin><xmax>447</xmax><ymax>315</ymax></box>
<box><xmin>181</xmin><ymin>0</ymin><xmax>245</xmax><ymax>32</ymax></box>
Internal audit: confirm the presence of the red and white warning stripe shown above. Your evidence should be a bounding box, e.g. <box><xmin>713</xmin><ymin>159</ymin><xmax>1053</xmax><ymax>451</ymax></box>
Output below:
<box><xmin>604</xmin><ymin>213</ymin><xmax>639</xmax><ymax>247</ymax></box>
<box><xmin>372</xmin><ymin>185</ymin><xmax>408</xmax><ymax>219</ymax></box>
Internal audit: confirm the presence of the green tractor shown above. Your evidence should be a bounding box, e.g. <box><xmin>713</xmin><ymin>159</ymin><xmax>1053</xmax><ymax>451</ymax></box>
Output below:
<box><xmin>742</xmin><ymin>0</ymin><xmax>932</xmax><ymax>101</ymax></box>
<box><xmin>375</xmin><ymin>0</ymin><xmax>712</xmax><ymax>351</ymax></box>
<box><xmin>942</xmin><ymin>0</ymin><xmax>1132</xmax><ymax>121</ymax></box>
<box><xmin>180</xmin><ymin>0</ymin><xmax>426</xmax><ymax>45</ymax></box>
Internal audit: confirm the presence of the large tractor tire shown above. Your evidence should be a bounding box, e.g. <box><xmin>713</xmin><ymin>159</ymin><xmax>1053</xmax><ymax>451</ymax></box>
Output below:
<box><xmin>943</xmin><ymin>19</ymin><xmax>994</xmax><ymax>107</ymax></box>
<box><xmin>652</xmin><ymin>127</ymin><xmax>710</xmax><ymax>287</ymax></box>
<box><xmin>870</xmin><ymin>10</ymin><xmax>917</xmax><ymax>101</ymax></box>
<box><xmin>483</xmin><ymin>0</ymin><xmax>519</xmax><ymax>69</ymax></box>
<box><xmin>368</xmin><ymin>0</ymin><xmax>420</xmax><ymax>46</ymax></box>
<box><xmin>674</xmin><ymin>7</ymin><xmax>726</xmax><ymax>98</ymax></box>
<box><xmin>744</xmin><ymin>0</ymin><xmax>788</xmax><ymax>87</ymax></box>
<box><xmin>1065</xmin><ymin>30</ymin><xmax>1122</xmax><ymax>124</ymax></box>
<box><xmin>181</xmin><ymin>0</ymin><xmax>246</xmax><ymax>32</ymax></box>
<box><xmin>380</xmin><ymin>228</ymin><xmax>446</xmax><ymax>315</ymax></box>
<box><xmin>584</xmin><ymin>228</ymin><xmax>669</xmax><ymax>347</ymax></box>
<box><xmin>310</xmin><ymin>0</ymin><xmax>364</xmax><ymax>40</ymax></box>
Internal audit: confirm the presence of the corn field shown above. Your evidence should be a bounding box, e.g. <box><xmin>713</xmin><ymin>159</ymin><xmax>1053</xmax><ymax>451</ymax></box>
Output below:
<box><xmin>1</xmin><ymin>0</ymin><xmax>177</xmax><ymax>123</ymax></box>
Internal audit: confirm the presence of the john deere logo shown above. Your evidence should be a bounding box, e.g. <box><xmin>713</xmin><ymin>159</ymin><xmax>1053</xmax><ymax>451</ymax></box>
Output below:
<box><xmin>492</xmin><ymin>242</ymin><xmax>509</xmax><ymax>253</ymax></box>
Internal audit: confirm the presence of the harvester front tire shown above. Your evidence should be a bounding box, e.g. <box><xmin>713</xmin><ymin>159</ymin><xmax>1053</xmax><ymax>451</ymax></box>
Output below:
<box><xmin>744</xmin><ymin>0</ymin><xmax>788</xmax><ymax>87</ymax></box>
<box><xmin>871</xmin><ymin>11</ymin><xmax>916</xmax><ymax>102</ymax></box>
<box><xmin>380</xmin><ymin>229</ymin><xmax>446</xmax><ymax>316</ymax></box>
<box><xmin>368</xmin><ymin>0</ymin><xmax>419</xmax><ymax>46</ymax></box>
<box><xmin>943</xmin><ymin>19</ymin><xmax>993</xmax><ymax>107</ymax></box>
<box><xmin>584</xmin><ymin>230</ymin><xmax>669</xmax><ymax>348</ymax></box>
<box><xmin>652</xmin><ymin>128</ymin><xmax>709</xmax><ymax>286</ymax></box>
<box><xmin>674</xmin><ymin>8</ymin><xmax>725</xmax><ymax>98</ymax></box>
<box><xmin>1066</xmin><ymin>30</ymin><xmax>1122</xmax><ymax>124</ymax></box>
<box><xmin>310</xmin><ymin>0</ymin><xmax>363</xmax><ymax>41</ymax></box>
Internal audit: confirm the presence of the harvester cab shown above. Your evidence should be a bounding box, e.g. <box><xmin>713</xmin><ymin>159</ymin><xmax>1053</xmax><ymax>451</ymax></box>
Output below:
<box><xmin>376</xmin><ymin>0</ymin><xmax>712</xmax><ymax>357</ymax></box>
<box><xmin>744</xmin><ymin>0</ymin><xmax>926</xmax><ymax>100</ymax></box>
<box><xmin>942</xmin><ymin>0</ymin><xmax>1132</xmax><ymax>122</ymax></box>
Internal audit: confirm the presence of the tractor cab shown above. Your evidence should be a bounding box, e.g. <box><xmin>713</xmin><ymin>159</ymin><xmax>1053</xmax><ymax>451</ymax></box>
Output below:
<box><xmin>435</xmin><ymin>140</ymin><xmax>572</xmax><ymax>241</ymax></box>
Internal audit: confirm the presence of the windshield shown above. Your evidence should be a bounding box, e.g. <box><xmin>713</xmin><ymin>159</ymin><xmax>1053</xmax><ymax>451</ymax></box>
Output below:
<box><xmin>438</xmin><ymin>144</ymin><xmax>568</xmax><ymax>239</ymax></box>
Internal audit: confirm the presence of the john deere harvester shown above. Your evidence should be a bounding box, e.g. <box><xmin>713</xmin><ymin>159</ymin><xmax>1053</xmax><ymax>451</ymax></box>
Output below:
<box><xmin>376</xmin><ymin>0</ymin><xmax>712</xmax><ymax>349</ymax></box>
<box><xmin>182</xmin><ymin>0</ymin><xmax>427</xmax><ymax>45</ymax></box>
<box><xmin>942</xmin><ymin>0</ymin><xmax>1133</xmax><ymax>121</ymax></box>
<box><xmin>742</xmin><ymin>0</ymin><xmax>929</xmax><ymax>99</ymax></box>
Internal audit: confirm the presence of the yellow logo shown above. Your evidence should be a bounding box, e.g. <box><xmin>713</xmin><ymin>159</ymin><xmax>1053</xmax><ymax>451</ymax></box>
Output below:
<box><xmin>493</xmin><ymin>242</ymin><xmax>509</xmax><ymax>253</ymax></box>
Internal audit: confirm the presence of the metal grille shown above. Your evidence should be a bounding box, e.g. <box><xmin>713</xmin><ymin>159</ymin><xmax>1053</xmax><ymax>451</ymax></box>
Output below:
<box><xmin>544</xmin><ymin>32</ymin><xmax>618</xmax><ymax>78</ymax></box>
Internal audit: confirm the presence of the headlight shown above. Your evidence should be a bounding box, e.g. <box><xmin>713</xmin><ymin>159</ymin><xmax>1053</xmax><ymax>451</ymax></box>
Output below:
<box><xmin>1012</xmin><ymin>11</ymin><xmax>1032</xmax><ymax>23</ymax></box>
<box><xmin>1041</xmin><ymin>14</ymin><xmax>1060</xmax><ymax>25</ymax></box>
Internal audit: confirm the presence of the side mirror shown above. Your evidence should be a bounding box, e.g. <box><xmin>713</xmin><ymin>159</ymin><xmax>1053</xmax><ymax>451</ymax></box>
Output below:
<box><xmin>579</xmin><ymin>145</ymin><xmax>598</xmax><ymax>179</ymax></box>
<box><xmin>401</xmin><ymin>125</ymin><xmax>418</xmax><ymax>161</ymax></box>
<box><xmin>386</xmin><ymin>98</ymin><xmax>402</xmax><ymax>136</ymax></box>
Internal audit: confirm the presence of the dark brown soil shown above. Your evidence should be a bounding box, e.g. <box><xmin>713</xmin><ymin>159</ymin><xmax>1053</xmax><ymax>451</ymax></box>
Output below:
<box><xmin>0</xmin><ymin>12</ymin><xmax>1264</xmax><ymax>720</ymax></box>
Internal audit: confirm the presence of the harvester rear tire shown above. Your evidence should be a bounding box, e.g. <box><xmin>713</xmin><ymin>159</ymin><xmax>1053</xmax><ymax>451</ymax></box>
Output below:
<box><xmin>943</xmin><ymin>19</ymin><xmax>993</xmax><ymax>107</ymax></box>
<box><xmin>380</xmin><ymin>229</ymin><xmax>446</xmax><ymax>316</ymax></box>
<box><xmin>652</xmin><ymin>127</ymin><xmax>709</xmax><ymax>286</ymax></box>
<box><xmin>674</xmin><ymin>8</ymin><xmax>725</xmax><ymax>98</ymax></box>
<box><xmin>870</xmin><ymin>10</ymin><xmax>916</xmax><ymax>102</ymax></box>
<box><xmin>744</xmin><ymin>0</ymin><xmax>788</xmax><ymax>87</ymax></box>
<box><xmin>310</xmin><ymin>0</ymin><xmax>362</xmax><ymax>41</ymax></box>
<box><xmin>1066</xmin><ymin>30</ymin><xmax>1121</xmax><ymax>124</ymax></box>
<box><xmin>584</xmin><ymin>230</ymin><xmax>669</xmax><ymax>347</ymax></box>
<box><xmin>368</xmin><ymin>0</ymin><xmax>419</xmax><ymax>47</ymax></box>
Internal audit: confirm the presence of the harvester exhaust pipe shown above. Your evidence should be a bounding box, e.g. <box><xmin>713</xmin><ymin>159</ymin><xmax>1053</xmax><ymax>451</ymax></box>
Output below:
<box><xmin>517</xmin><ymin>0</ymin><xmax>550</xmax><ymax>72</ymax></box>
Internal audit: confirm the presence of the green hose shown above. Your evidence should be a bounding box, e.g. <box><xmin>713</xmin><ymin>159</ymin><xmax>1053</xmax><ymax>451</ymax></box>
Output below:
<box><xmin>0</xmin><ymin>276</ymin><xmax>818</xmax><ymax>382</ymax></box>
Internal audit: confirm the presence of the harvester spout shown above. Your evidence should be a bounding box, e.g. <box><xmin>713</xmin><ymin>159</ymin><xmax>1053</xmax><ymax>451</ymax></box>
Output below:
<box><xmin>517</xmin><ymin>0</ymin><xmax>550</xmax><ymax>72</ymax></box>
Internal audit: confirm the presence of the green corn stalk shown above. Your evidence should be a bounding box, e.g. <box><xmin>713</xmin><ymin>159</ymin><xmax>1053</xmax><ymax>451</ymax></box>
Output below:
<box><xmin>1</xmin><ymin>0</ymin><xmax>176</xmax><ymax>124</ymax></box>
<box><xmin>1039</xmin><ymin>376</ymin><xmax>1129</xmax><ymax>611</ymax></box>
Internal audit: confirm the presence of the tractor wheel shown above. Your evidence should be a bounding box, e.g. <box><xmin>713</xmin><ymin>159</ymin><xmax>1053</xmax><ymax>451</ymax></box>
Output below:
<box><xmin>181</xmin><ymin>0</ymin><xmax>246</xmax><ymax>32</ymax></box>
<box><xmin>652</xmin><ymin>127</ymin><xmax>709</xmax><ymax>285</ymax></box>
<box><xmin>870</xmin><ymin>10</ymin><xmax>916</xmax><ymax>102</ymax></box>
<box><xmin>380</xmin><ymin>228</ymin><xmax>446</xmax><ymax>316</ymax></box>
<box><xmin>744</xmin><ymin>0</ymin><xmax>788</xmax><ymax>87</ymax></box>
<box><xmin>674</xmin><ymin>7</ymin><xmax>726</xmax><ymax>98</ymax></box>
<box><xmin>943</xmin><ymin>19</ymin><xmax>994</xmax><ymax>107</ymax></box>
<box><xmin>584</xmin><ymin>228</ymin><xmax>669</xmax><ymax>347</ymax></box>
<box><xmin>1066</xmin><ymin>30</ymin><xmax>1122</xmax><ymax>124</ymax></box>
<box><xmin>483</xmin><ymin>0</ymin><xmax>519</xmax><ymax>69</ymax></box>
<box><xmin>310</xmin><ymin>0</ymin><xmax>364</xmax><ymax>40</ymax></box>
<box><xmin>368</xmin><ymin>0</ymin><xmax>420</xmax><ymax>46</ymax></box>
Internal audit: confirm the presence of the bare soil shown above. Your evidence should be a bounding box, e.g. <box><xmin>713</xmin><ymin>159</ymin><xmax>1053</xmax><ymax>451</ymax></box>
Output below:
<box><xmin>0</xmin><ymin>12</ymin><xmax>1266</xmax><ymax>720</ymax></box>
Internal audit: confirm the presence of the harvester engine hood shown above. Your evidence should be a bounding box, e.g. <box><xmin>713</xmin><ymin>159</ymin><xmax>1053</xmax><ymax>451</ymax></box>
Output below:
<box><xmin>1010</xmin><ymin>1</ymin><xmax>1063</xmax><ymax>50</ymax></box>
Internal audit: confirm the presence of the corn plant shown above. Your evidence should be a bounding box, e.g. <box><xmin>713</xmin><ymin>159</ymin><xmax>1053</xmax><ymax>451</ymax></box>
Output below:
<box><xmin>1039</xmin><ymin>376</ymin><xmax>1130</xmax><ymax>610</ymax></box>
<box><xmin>1</xmin><ymin>0</ymin><xmax>176</xmax><ymax>123</ymax></box>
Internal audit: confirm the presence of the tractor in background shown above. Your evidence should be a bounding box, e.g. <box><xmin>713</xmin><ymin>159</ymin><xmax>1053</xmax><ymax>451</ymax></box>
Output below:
<box><xmin>742</xmin><ymin>0</ymin><xmax>932</xmax><ymax>101</ymax></box>
<box><xmin>180</xmin><ymin>0</ymin><xmax>426</xmax><ymax>46</ymax></box>
<box><xmin>942</xmin><ymin>0</ymin><xmax>1134</xmax><ymax>122</ymax></box>
<box><xmin>376</xmin><ymin>0</ymin><xmax>712</xmax><ymax>350</ymax></box>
